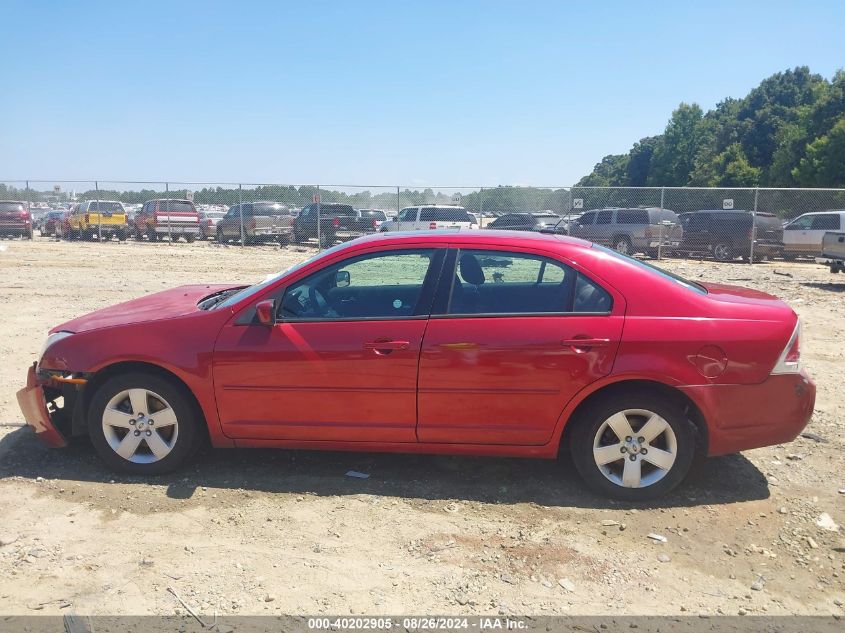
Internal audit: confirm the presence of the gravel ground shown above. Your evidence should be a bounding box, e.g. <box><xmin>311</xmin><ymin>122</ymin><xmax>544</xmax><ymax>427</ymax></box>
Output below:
<box><xmin>0</xmin><ymin>237</ymin><xmax>842</xmax><ymax>616</ymax></box>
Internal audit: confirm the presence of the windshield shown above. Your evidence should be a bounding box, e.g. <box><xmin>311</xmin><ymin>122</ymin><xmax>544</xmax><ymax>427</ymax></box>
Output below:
<box><xmin>214</xmin><ymin>241</ymin><xmax>349</xmax><ymax>309</ymax></box>
<box><xmin>593</xmin><ymin>244</ymin><xmax>707</xmax><ymax>294</ymax></box>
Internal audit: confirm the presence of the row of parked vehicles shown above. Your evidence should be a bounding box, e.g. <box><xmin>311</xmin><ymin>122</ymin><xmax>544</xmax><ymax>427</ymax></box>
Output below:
<box><xmin>489</xmin><ymin>207</ymin><xmax>845</xmax><ymax>261</ymax></box>
<box><xmin>5</xmin><ymin>198</ymin><xmax>845</xmax><ymax>261</ymax></box>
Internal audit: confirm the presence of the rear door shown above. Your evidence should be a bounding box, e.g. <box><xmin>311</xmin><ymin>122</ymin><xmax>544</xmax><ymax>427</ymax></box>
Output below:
<box><xmin>568</xmin><ymin>210</ymin><xmax>597</xmax><ymax>241</ymax></box>
<box><xmin>417</xmin><ymin>247</ymin><xmax>624</xmax><ymax>446</ymax></box>
<box><xmin>592</xmin><ymin>209</ymin><xmax>614</xmax><ymax>246</ymax></box>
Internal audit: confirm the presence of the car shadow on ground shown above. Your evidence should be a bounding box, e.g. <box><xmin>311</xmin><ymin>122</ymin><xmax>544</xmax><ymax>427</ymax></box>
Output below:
<box><xmin>0</xmin><ymin>426</ymin><xmax>769</xmax><ymax>510</ymax></box>
<box><xmin>801</xmin><ymin>281</ymin><xmax>845</xmax><ymax>292</ymax></box>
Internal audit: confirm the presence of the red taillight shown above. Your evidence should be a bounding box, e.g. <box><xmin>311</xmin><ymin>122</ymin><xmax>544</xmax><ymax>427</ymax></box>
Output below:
<box><xmin>429</xmin><ymin>222</ymin><xmax>437</xmax><ymax>230</ymax></box>
<box><xmin>332</xmin><ymin>217</ymin><xmax>340</xmax><ymax>228</ymax></box>
<box><xmin>772</xmin><ymin>321</ymin><xmax>801</xmax><ymax>374</ymax></box>
<box><xmin>20</xmin><ymin>210</ymin><xmax>30</xmax><ymax>220</ymax></box>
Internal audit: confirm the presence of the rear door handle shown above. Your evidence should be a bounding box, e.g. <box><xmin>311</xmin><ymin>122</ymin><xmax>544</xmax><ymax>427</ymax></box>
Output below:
<box><xmin>561</xmin><ymin>337</ymin><xmax>611</xmax><ymax>350</ymax></box>
<box><xmin>363</xmin><ymin>340</ymin><xmax>410</xmax><ymax>354</ymax></box>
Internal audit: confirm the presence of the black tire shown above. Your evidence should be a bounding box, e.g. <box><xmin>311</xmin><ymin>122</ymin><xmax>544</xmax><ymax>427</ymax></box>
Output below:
<box><xmin>612</xmin><ymin>235</ymin><xmax>632</xmax><ymax>255</ymax></box>
<box><xmin>319</xmin><ymin>232</ymin><xmax>333</xmax><ymax>248</ymax></box>
<box><xmin>569</xmin><ymin>390</ymin><xmax>696</xmax><ymax>501</ymax></box>
<box><xmin>117</xmin><ymin>230</ymin><xmax>127</xmax><ymax>242</ymax></box>
<box><xmin>148</xmin><ymin>230</ymin><xmax>158</xmax><ymax>242</ymax></box>
<box><xmin>712</xmin><ymin>242</ymin><xmax>733</xmax><ymax>262</ymax></box>
<box><xmin>185</xmin><ymin>234</ymin><xmax>195</xmax><ymax>243</ymax></box>
<box><xmin>87</xmin><ymin>372</ymin><xmax>202</xmax><ymax>475</ymax></box>
<box><xmin>216</xmin><ymin>228</ymin><xmax>226</xmax><ymax>243</ymax></box>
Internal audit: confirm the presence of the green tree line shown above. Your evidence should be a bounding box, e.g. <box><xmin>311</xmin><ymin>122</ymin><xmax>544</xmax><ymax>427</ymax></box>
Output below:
<box><xmin>577</xmin><ymin>67</ymin><xmax>845</xmax><ymax>188</ymax></box>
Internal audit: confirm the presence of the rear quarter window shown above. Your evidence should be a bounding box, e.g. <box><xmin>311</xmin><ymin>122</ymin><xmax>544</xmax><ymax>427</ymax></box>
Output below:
<box><xmin>616</xmin><ymin>209</ymin><xmax>649</xmax><ymax>224</ymax></box>
<box><xmin>421</xmin><ymin>208</ymin><xmax>472</xmax><ymax>222</ymax></box>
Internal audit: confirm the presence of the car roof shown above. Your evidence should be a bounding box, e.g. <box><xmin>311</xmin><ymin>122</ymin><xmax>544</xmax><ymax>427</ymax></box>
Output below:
<box><xmin>347</xmin><ymin>229</ymin><xmax>593</xmax><ymax>250</ymax></box>
<box><xmin>793</xmin><ymin>210</ymin><xmax>845</xmax><ymax>216</ymax></box>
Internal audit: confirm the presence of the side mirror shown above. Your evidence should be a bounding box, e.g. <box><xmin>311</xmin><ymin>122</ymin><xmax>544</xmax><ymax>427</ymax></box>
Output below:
<box><xmin>256</xmin><ymin>299</ymin><xmax>276</xmax><ymax>326</ymax></box>
<box><xmin>336</xmin><ymin>270</ymin><xmax>350</xmax><ymax>288</ymax></box>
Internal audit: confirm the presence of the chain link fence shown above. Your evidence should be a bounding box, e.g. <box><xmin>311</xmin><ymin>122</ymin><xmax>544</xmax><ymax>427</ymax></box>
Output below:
<box><xmin>2</xmin><ymin>181</ymin><xmax>844</xmax><ymax>263</ymax></box>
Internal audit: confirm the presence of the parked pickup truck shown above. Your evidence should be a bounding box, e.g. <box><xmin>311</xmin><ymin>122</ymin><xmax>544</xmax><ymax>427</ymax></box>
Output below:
<box><xmin>816</xmin><ymin>231</ymin><xmax>845</xmax><ymax>273</ymax></box>
<box><xmin>293</xmin><ymin>203</ymin><xmax>369</xmax><ymax>247</ymax></box>
<box><xmin>216</xmin><ymin>202</ymin><xmax>294</xmax><ymax>244</ymax></box>
<box><xmin>135</xmin><ymin>199</ymin><xmax>201</xmax><ymax>242</ymax></box>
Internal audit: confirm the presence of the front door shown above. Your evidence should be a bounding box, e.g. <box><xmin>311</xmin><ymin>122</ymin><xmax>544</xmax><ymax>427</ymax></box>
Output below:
<box><xmin>417</xmin><ymin>248</ymin><xmax>624</xmax><ymax>446</ymax></box>
<box><xmin>783</xmin><ymin>214</ymin><xmax>814</xmax><ymax>254</ymax></box>
<box><xmin>213</xmin><ymin>247</ymin><xmax>442</xmax><ymax>442</ymax></box>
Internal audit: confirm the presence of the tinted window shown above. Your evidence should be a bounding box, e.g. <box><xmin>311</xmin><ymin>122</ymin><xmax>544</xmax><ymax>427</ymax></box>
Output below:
<box><xmin>88</xmin><ymin>201</ymin><xmax>124</xmax><ymax>213</ymax></box>
<box><xmin>811</xmin><ymin>214</ymin><xmax>840</xmax><ymax>230</ymax></box>
<box><xmin>616</xmin><ymin>209</ymin><xmax>649</xmax><ymax>224</ymax></box>
<box><xmin>359</xmin><ymin>210</ymin><xmax>386</xmax><ymax>220</ymax></box>
<box><xmin>420</xmin><ymin>208</ymin><xmax>472</xmax><ymax>222</ymax></box>
<box><xmin>573</xmin><ymin>274</ymin><xmax>613</xmax><ymax>312</ymax></box>
<box><xmin>448</xmin><ymin>250</ymin><xmax>578</xmax><ymax>315</ymax></box>
<box><xmin>593</xmin><ymin>244</ymin><xmax>706</xmax><ymax>294</ymax></box>
<box><xmin>489</xmin><ymin>215</ymin><xmax>512</xmax><ymax>227</ymax></box>
<box><xmin>578</xmin><ymin>212</ymin><xmax>596</xmax><ymax>225</ymax></box>
<box><xmin>157</xmin><ymin>201</ymin><xmax>195</xmax><ymax>213</ymax></box>
<box><xmin>0</xmin><ymin>202</ymin><xmax>24</xmax><ymax>212</ymax></box>
<box><xmin>253</xmin><ymin>203</ymin><xmax>290</xmax><ymax>216</ymax></box>
<box><xmin>398</xmin><ymin>208</ymin><xmax>416</xmax><ymax>221</ymax></box>
<box><xmin>596</xmin><ymin>210</ymin><xmax>613</xmax><ymax>225</ymax></box>
<box><xmin>280</xmin><ymin>249</ymin><xmax>436</xmax><ymax>320</ymax></box>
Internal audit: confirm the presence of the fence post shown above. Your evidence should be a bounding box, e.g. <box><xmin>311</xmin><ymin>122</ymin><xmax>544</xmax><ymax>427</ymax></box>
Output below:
<box><xmin>316</xmin><ymin>185</ymin><xmax>322</xmax><ymax>250</ymax></box>
<box><xmin>24</xmin><ymin>180</ymin><xmax>31</xmax><ymax>239</ymax></box>
<box><xmin>750</xmin><ymin>187</ymin><xmax>759</xmax><ymax>264</ymax></box>
<box><xmin>658</xmin><ymin>186</ymin><xmax>666</xmax><ymax>260</ymax></box>
<box><xmin>95</xmin><ymin>181</ymin><xmax>102</xmax><ymax>242</ymax></box>
<box><xmin>165</xmin><ymin>183</ymin><xmax>172</xmax><ymax>245</ymax></box>
<box><xmin>396</xmin><ymin>186</ymin><xmax>400</xmax><ymax>217</ymax></box>
<box><xmin>238</xmin><ymin>184</ymin><xmax>244</xmax><ymax>247</ymax></box>
<box><xmin>479</xmin><ymin>187</ymin><xmax>484</xmax><ymax>227</ymax></box>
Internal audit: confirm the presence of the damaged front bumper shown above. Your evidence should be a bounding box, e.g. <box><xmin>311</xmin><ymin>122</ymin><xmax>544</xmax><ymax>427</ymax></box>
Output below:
<box><xmin>15</xmin><ymin>364</ymin><xmax>87</xmax><ymax>448</ymax></box>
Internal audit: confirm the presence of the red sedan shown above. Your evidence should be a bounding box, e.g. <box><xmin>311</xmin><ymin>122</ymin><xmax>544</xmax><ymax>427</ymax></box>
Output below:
<box><xmin>17</xmin><ymin>231</ymin><xmax>814</xmax><ymax>500</ymax></box>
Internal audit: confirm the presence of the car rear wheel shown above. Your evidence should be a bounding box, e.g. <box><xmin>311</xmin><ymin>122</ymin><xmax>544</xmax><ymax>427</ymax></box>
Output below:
<box><xmin>712</xmin><ymin>242</ymin><xmax>733</xmax><ymax>261</ymax></box>
<box><xmin>613</xmin><ymin>236</ymin><xmax>632</xmax><ymax>255</ymax></box>
<box><xmin>185</xmin><ymin>234</ymin><xmax>195</xmax><ymax>243</ymax></box>
<box><xmin>88</xmin><ymin>372</ymin><xmax>201</xmax><ymax>475</ymax></box>
<box><xmin>570</xmin><ymin>392</ymin><xmax>695</xmax><ymax>501</ymax></box>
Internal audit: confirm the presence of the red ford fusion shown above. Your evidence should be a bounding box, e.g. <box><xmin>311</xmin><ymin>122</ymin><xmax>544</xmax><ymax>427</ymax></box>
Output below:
<box><xmin>17</xmin><ymin>231</ymin><xmax>814</xmax><ymax>500</ymax></box>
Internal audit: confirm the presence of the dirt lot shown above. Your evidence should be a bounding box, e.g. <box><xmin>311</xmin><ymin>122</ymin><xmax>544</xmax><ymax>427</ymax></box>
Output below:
<box><xmin>0</xmin><ymin>237</ymin><xmax>843</xmax><ymax>616</ymax></box>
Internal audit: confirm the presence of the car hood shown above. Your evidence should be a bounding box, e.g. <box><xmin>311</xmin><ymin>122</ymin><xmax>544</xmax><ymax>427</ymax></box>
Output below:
<box><xmin>52</xmin><ymin>284</ymin><xmax>238</xmax><ymax>334</ymax></box>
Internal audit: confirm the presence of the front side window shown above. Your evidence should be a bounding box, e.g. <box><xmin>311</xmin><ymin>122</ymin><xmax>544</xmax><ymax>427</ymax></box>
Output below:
<box><xmin>578</xmin><ymin>211</ymin><xmax>596</xmax><ymax>225</ymax></box>
<box><xmin>280</xmin><ymin>249</ymin><xmax>437</xmax><ymax>320</ymax></box>
<box><xmin>447</xmin><ymin>249</ymin><xmax>610</xmax><ymax>315</ymax></box>
<box><xmin>785</xmin><ymin>215</ymin><xmax>813</xmax><ymax>230</ymax></box>
<box><xmin>596</xmin><ymin>210</ymin><xmax>613</xmax><ymax>225</ymax></box>
<box><xmin>398</xmin><ymin>208</ymin><xmax>416</xmax><ymax>221</ymax></box>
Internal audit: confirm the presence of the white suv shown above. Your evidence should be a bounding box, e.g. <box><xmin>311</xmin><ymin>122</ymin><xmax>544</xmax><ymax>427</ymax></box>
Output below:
<box><xmin>380</xmin><ymin>205</ymin><xmax>479</xmax><ymax>232</ymax></box>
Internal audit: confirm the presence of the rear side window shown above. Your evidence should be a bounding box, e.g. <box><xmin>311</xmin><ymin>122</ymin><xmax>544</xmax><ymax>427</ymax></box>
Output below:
<box><xmin>420</xmin><ymin>208</ymin><xmax>472</xmax><ymax>222</ymax></box>
<box><xmin>616</xmin><ymin>209</ymin><xmax>649</xmax><ymax>224</ymax></box>
<box><xmin>446</xmin><ymin>249</ymin><xmax>612</xmax><ymax>315</ymax></box>
<box><xmin>812</xmin><ymin>214</ymin><xmax>840</xmax><ymax>230</ymax></box>
<box><xmin>88</xmin><ymin>201</ymin><xmax>124</xmax><ymax>213</ymax></box>
<box><xmin>0</xmin><ymin>202</ymin><xmax>24</xmax><ymax>212</ymax></box>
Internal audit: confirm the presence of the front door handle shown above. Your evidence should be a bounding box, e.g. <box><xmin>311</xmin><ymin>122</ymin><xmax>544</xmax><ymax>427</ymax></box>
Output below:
<box><xmin>561</xmin><ymin>337</ymin><xmax>611</xmax><ymax>351</ymax></box>
<box><xmin>363</xmin><ymin>339</ymin><xmax>410</xmax><ymax>354</ymax></box>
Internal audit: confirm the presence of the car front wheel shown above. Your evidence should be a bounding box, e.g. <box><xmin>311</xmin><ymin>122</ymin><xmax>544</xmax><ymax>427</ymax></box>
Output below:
<box><xmin>88</xmin><ymin>372</ymin><xmax>201</xmax><ymax>475</ymax></box>
<box><xmin>570</xmin><ymin>392</ymin><xmax>695</xmax><ymax>501</ymax></box>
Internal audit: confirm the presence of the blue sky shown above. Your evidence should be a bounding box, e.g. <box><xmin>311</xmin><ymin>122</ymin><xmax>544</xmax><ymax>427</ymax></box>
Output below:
<box><xmin>1</xmin><ymin>0</ymin><xmax>844</xmax><ymax>188</ymax></box>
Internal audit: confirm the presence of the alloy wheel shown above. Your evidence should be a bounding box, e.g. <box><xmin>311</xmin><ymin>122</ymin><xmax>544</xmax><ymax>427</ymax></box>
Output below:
<box><xmin>592</xmin><ymin>408</ymin><xmax>677</xmax><ymax>488</ymax></box>
<box><xmin>101</xmin><ymin>388</ymin><xmax>179</xmax><ymax>464</ymax></box>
